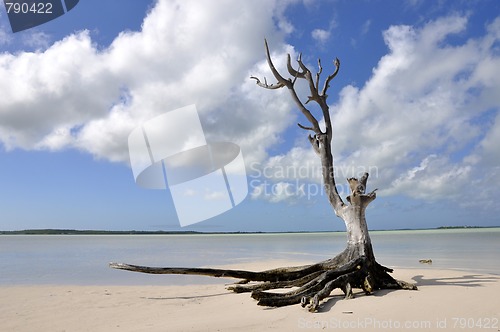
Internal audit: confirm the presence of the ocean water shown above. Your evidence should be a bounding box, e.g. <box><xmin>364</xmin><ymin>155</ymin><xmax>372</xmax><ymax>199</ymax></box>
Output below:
<box><xmin>0</xmin><ymin>228</ymin><xmax>499</xmax><ymax>285</ymax></box>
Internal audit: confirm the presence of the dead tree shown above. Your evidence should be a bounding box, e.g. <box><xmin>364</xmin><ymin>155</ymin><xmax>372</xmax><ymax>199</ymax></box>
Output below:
<box><xmin>110</xmin><ymin>40</ymin><xmax>416</xmax><ymax>312</ymax></box>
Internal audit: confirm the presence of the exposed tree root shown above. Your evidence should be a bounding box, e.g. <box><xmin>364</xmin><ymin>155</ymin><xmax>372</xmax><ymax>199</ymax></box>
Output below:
<box><xmin>109</xmin><ymin>254</ymin><xmax>416</xmax><ymax>312</ymax></box>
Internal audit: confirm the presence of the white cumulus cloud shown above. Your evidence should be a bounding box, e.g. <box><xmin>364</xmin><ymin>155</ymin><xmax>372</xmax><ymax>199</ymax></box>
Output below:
<box><xmin>311</xmin><ymin>28</ymin><xmax>330</xmax><ymax>43</ymax></box>
<box><xmin>0</xmin><ymin>0</ymin><xmax>297</xmax><ymax>166</ymax></box>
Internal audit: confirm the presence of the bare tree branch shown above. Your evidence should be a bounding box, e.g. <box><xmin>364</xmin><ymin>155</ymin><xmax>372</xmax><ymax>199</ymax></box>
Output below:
<box><xmin>264</xmin><ymin>39</ymin><xmax>289</xmax><ymax>86</ymax></box>
<box><xmin>297</xmin><ymin>123</ymin><xmax>315</xmax><ymax>131</ymax></box>
<box><xmin>304</xmin><ymin>96</ymin><xmax>314</xmax><ymax>105</ymax></box>
<box><xmin>321</xmin><ymin>58</ymin><xmax>340</xmax><ymax>97</ymax></box>
<box><xmin>315</xmin><ymin>59</ymin><xmax>322</xmax><ymax>91</ymax></box>
<box><xmin>296</xmin><ymin>54</ymin><xmax>319</xmax><ymax>103</ymax></box>
<box><xmin>296</xmin><ymin>53</ymin><xmax>310</xmax><ymax>76</ymax></box>
<box><xmin>287</xmin><ymin>54</ymin><xmax>306</xmax><ymax>79</ymax></box>
<box><xmin>250</xmin><ymin>76</ymin><xmax>285</xmax><ymax>90</ymax></box>
<box><xmin>261</xmin><ymin>39</ymin><xmax>321</xmax><ymax>134</ymax></box>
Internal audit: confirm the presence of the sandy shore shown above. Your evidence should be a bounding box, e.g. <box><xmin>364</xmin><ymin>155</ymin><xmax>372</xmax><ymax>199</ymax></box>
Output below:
<box><xmin>2</xmin><ymin>262</ymin><xmax>499</xmax><ymax>332</ymax></box>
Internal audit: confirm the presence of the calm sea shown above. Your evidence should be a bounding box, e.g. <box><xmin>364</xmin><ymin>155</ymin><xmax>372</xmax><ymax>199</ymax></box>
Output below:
<box><xmin>0</xmin><ymin>228</ymin><xmax>499</xmax><ymax>285</ymax></box>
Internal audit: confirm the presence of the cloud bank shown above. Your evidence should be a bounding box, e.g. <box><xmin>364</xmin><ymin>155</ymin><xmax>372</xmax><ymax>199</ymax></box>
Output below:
<box><xmin>0</xmin><ymin>2</ymin><xmax>499</xmax><ymax>210</ymax></box>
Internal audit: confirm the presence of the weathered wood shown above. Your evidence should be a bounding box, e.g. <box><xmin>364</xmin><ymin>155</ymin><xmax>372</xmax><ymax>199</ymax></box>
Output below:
<box><xmin>110</xmin><ymin>40</ymin><xmax>417</xmax><ymax>312</ymax></box>
<box><xmin>109</xmin><ymin>262</ymin><xmax>323</xmax><ymax>282</ymax></box>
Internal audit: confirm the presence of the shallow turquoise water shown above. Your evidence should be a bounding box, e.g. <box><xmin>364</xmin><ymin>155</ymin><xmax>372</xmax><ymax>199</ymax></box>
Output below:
<box><xmin>0</xmin><ymin>228</ymin><xmax>498</xmax><ymax>285</ymax></box>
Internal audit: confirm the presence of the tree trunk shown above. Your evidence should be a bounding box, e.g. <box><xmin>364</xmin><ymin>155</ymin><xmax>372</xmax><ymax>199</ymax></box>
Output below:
<box><xmin>110</xmin><ymin>40</ymin><xmax>417</xmax><ymax>312</ymax></box>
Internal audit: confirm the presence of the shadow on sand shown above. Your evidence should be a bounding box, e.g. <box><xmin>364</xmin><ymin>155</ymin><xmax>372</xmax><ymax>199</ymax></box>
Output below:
<box><xmin>411</xmin><ymin>273</ymin><xmax>500</xmax><ymax>287</ymax></box>
<box><xmin>314</xmin><ymin>271</ymin><xmax>500</xmax><ymax>313</ymax></box>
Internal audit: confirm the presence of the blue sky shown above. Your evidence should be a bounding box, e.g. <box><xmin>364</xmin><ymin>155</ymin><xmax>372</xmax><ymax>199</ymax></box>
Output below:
<box><xmin>0</xmin><ymin>0</ymin><xmax>499</xmax><ymax>232</ymax></box>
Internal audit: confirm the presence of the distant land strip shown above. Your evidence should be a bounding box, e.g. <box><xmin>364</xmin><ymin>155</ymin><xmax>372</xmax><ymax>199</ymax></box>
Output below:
<box><xmin>0</xmin><ymin>229</ymin><xmax>214</xmax><ymax>235</ymax></box>
<box><xmin>0</xmin><ymin>226</ymin><xmax>497</xmax><ymax>235</ymax></box>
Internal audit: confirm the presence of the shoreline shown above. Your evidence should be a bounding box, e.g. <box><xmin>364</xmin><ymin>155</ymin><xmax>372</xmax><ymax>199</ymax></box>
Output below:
<box><xmin>2</xmin><ymin>266</ymin><xmax>499</xmax><ymax>331</ymax></box>
<box><xmin>1</xmin><ymin>226</ymin><xmax>499</xmax><ymax>235</ymax></box>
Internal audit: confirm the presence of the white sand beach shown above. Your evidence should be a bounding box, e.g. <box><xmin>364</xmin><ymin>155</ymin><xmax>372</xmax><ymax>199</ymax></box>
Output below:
<box><xmin>1</xmin><ymin>263</ymin><xmax>499</xmax><ymax>332</ymax></box>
